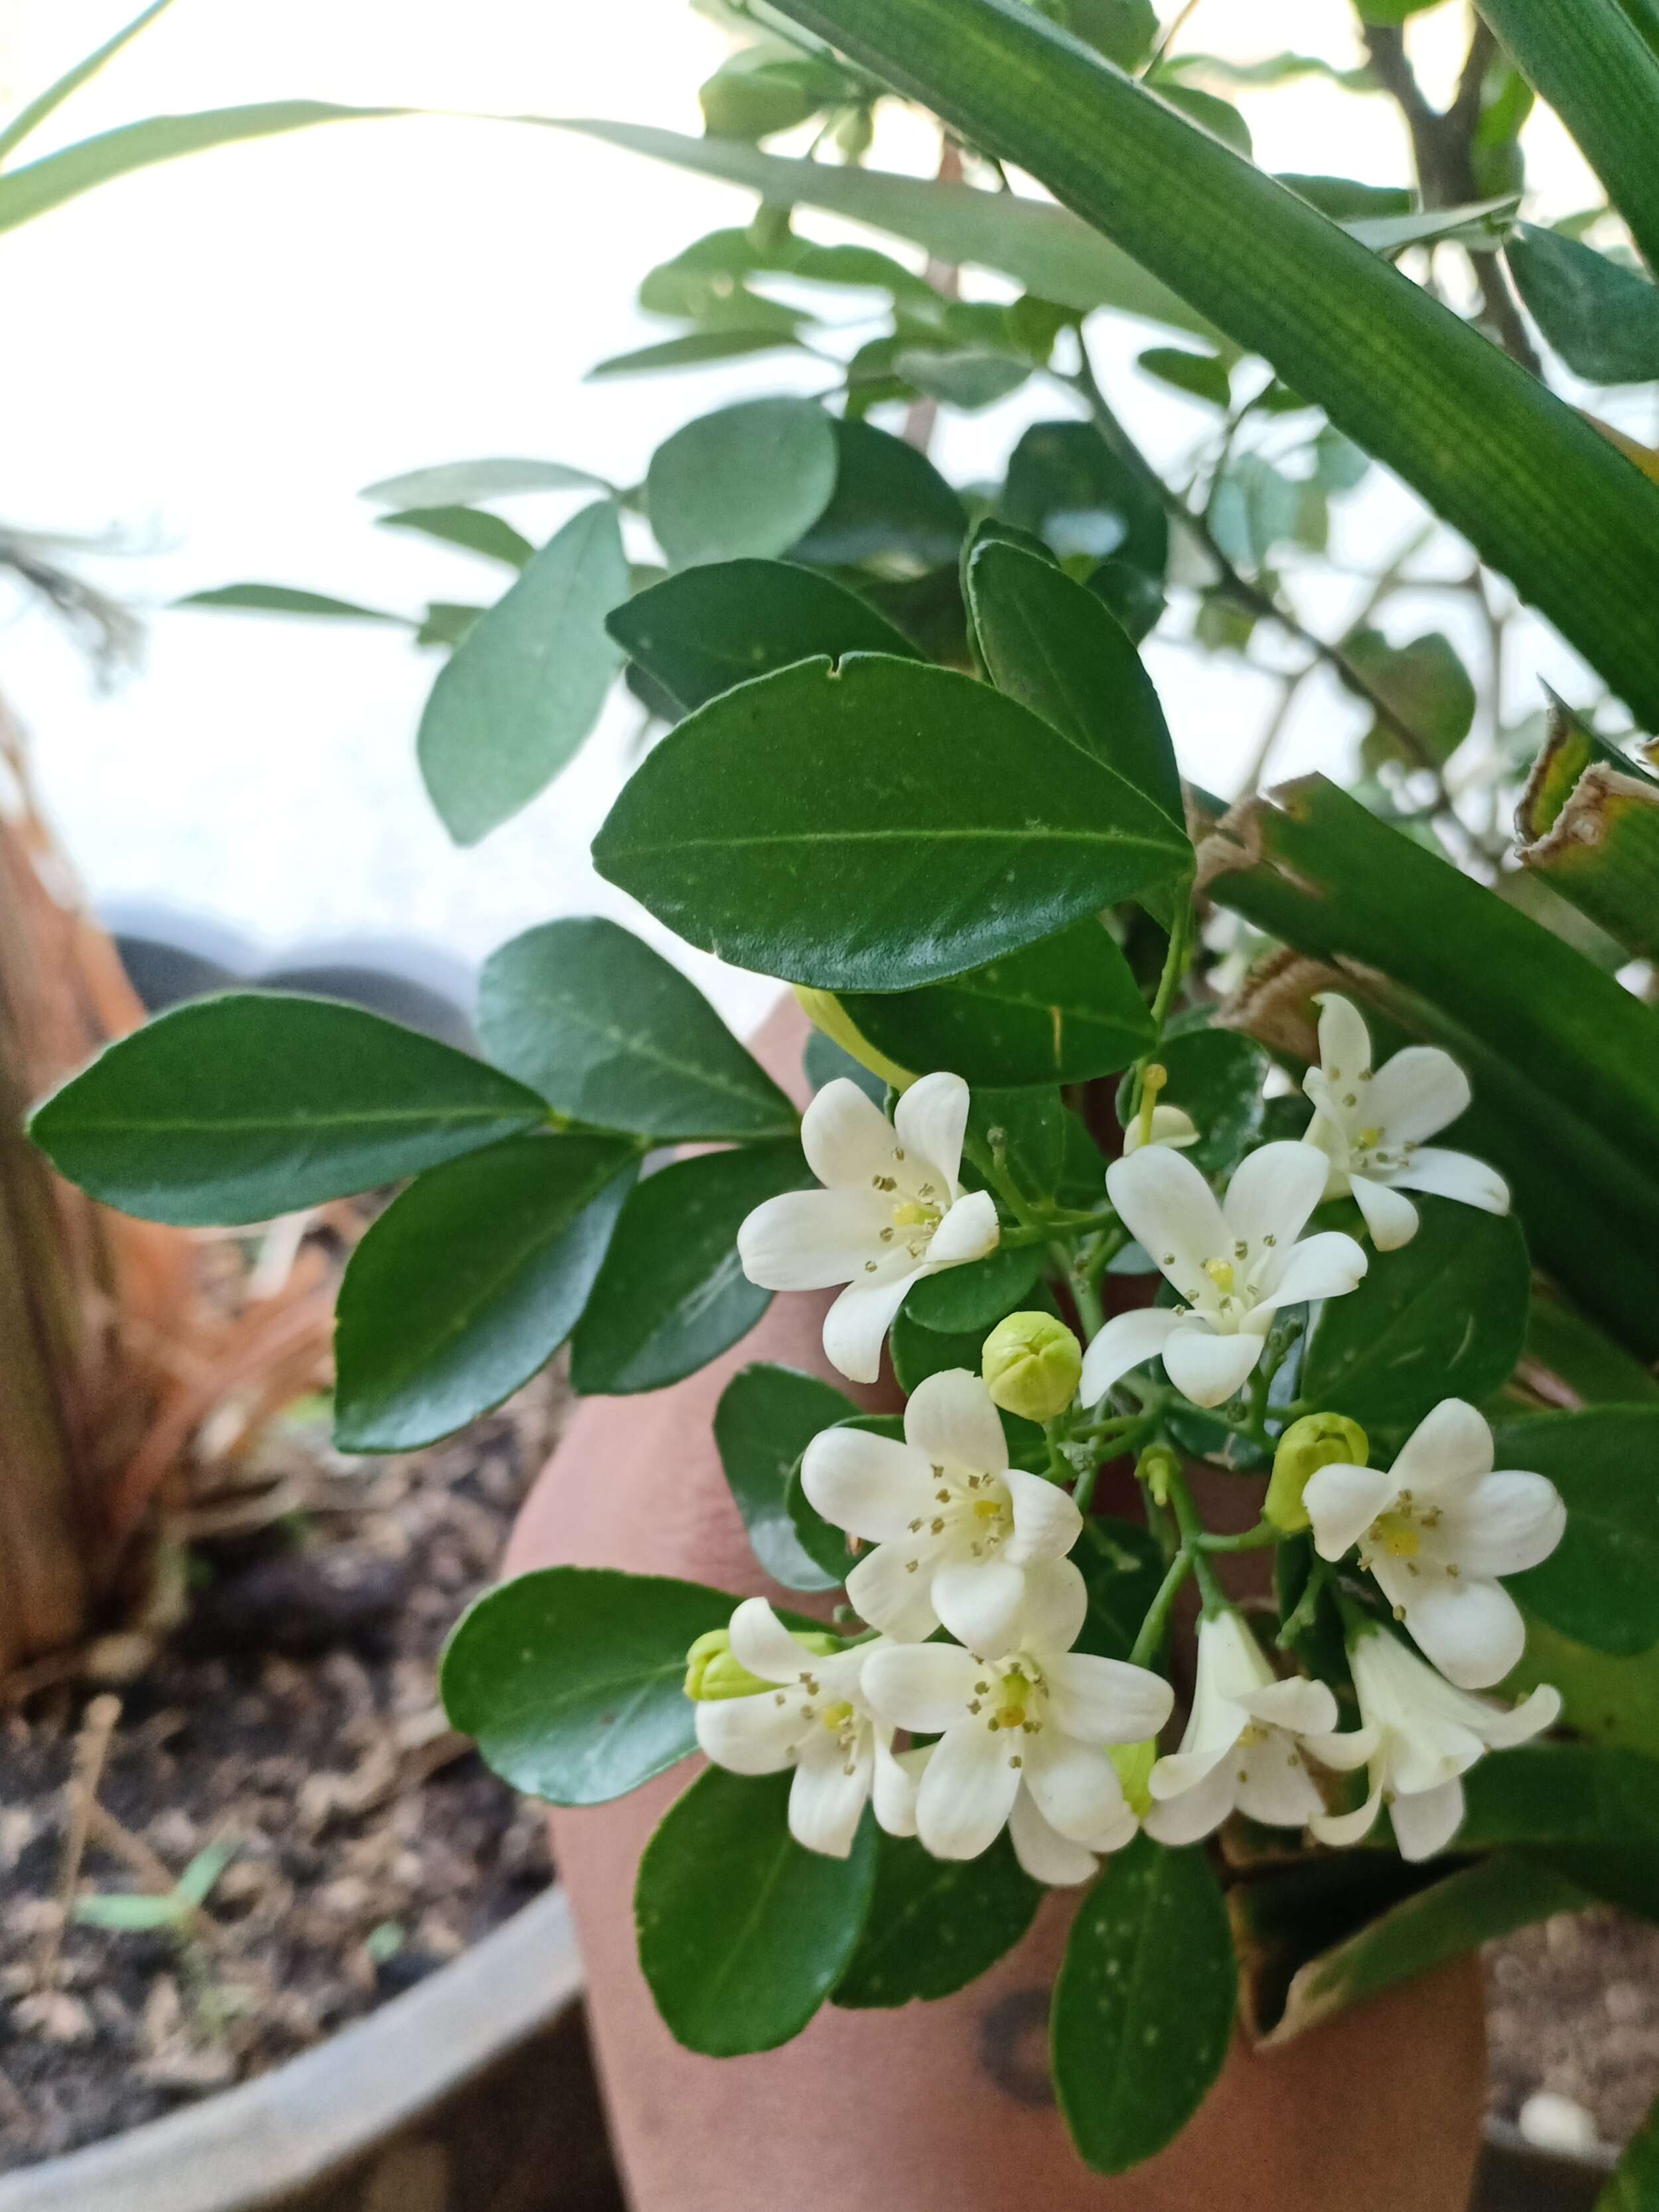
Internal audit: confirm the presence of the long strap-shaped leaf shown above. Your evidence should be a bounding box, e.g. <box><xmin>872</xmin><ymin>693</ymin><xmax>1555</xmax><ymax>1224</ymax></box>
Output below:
<box><xmin>764</xmin><ymin>0</ymin><xmax>1659</xmax><ymax>731</ymax></box>
<box><xmin>0</xmin><ymin>0</ymin><xmax>178</xmax><ymax>167</ymax></box>
<box><xmin>1479</xmin><ymin>0</ymin><xmax>1659</xmax><ymax>279</ymax></box>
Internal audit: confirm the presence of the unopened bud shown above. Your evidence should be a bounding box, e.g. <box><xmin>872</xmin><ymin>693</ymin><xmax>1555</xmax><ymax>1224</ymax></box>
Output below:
<box><xmin>1265</xmin><ymin>1412</ymin><xmax>1369</xmax><ymax>1534</ymax></box>
<box><xmin>684</xmin><ymin>1625</ymin><xmax>839</xmax><ymax>1702</ymax></box>
<box><xmin>1110</xmin><ymin>1739</ymin><xmax>1157</xmax><ymax>1821</ymax></box>
<box><xmin>1136</xmin><ymin>1444</ymin><xmax>1178</xmax><ymax>1509</ymax></box>
<box><xmin>792</xmin><ymin>987</ymin><xmax>914</xmax><ymax>1093</ymax></box>
<box><xmin>982</xmin><ymin>1311</ymin><xmax>1082</xmax><ymax>1422</ymax></box>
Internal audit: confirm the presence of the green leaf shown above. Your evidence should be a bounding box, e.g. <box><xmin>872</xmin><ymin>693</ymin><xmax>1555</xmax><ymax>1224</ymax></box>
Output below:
<box><xmin>636</xmin><ymin>1766</ymin><xmax>876</xmax><ymax>2055</ymax></box>
<box><xmin>74</xmin><ymin>1892</ymin><xmax>190</xmax><ymax>1933</ymax></box>
<box><xmin>1052</xmin><ymin>1836</ymin><xmax>1236</xmax><ymax>2172</ymax></box>
<box><xmin>646</xmin><ymin>397</ymin><xmax>838</xmax><ymax>569</ymax></box>
<box><xmin>1151</xmin><ymin>81</ymin><xmax>1252</xmax><ymax>160</ymax></box>
<box><xmin>787</xmin><ymin>1413</ymin><xmax>901</xmax><ymax>1580</ymax></box>
<box><xmin>29</xmin><ymin>992</ymin><xmax>547</xmax><ymax>1227</ymax></box>
<box><xmin>1508</xmin><ymin>224</ymin><xmax>1659</xmax><ymax>383</ymax></box>
<box><xmin>843</xmin><ymin>919</ymin><xmax>1155</xmax><ymax>1089</ymax></box>
<box><xmin>173</xmin><ymin>1842</ymin><xmax>236</xmax><ymax>1909</ymax></box>
<box><xmin>889</xmin><ymin>1306</ymin><xmax>989</xmax><ymax>1395</ymax></box>
<box><xmin>440</xmin><ymin>1565</ymin><xmax>733</xmax><ymax>1805</ymax></box>
<box><xmin>417</xmin><ymin>600</ymin><xmax>484</xmax><ymax>650</ymax></box>
<box><xmin>376</xmin><ymin>506</ymin><xmax>534</xmax><ymax>567</ymax></box>
<box><xmin>833</xmin><ymin>1828</ymin><xmax>1040</xmax><ymax>2007</ymax></box>
<box><xmin>332</xmin><ymin>1134</ymin><xmax>637</xmax><ymax>1452</ymax></box>
<box><xmin>1059</xmin><ymin>0</ymin><xmax>1157</xmax><ymax>70</ymax></box>
<box><xmin>588</xmin><ymin>328</ymin><xmax>804</xmax><ymax>378</ymax></box>
<box><xmin>903</xmin><ymin>1243</ymin><xmax>1046</xmax><ymax>1332</ymax></box>
<box><xmin>1518</xmin><ymin>754</ymin><xmax>1659</xmax><ymax>964</ymax></box>
<box><xmin>699</xmin><ymin>53</ymin><xmax>862</xmax><ymax>141</ymax></box>
<box><xmin>965</xmin><ymin>541</ymin><xmax>1183</xmax><ymax>821</ymax></box>
<box><xmin>476</xmin><ymin>917</ymin><xmax>796</xmax><ymax>1141</ymax></box>
<box><xmin>1343</xmin><ymin>628</ymin><xmax>1476</xmax><ymax>768</ymax></box>
<box><xmin>1116</xmin><ymin>1023</ymin><xmax>1271</xmax><ymax>1178</ymax></box>
<box><xmin>1522</xmin><ymin>1286</ymin><xmax>1659</xmax><ymax>1409</ymax></box>
<box><xmin>0</xmin><ymin>102</ymin><xmax>406</xmax><ymax>236</ymax></box>
<box><xmin>1462</xmin><ymin>1740</ymin><xmax>1659</xmax><ymax>1854</ymax></box>
<box><xmin>362</xmin><ymin>458</ymin><xmax>613</xmax><ymax>507</ymax></box>
<box><xmin>570</xmin><ymin>1142</ymin><xmax>812</xmax><ymax>1395</ymax></box>
<box><xmin>1508</xmin><ymin>1616</ymin><xmax>1659</xmax><ymax>1759</ymax></box>
<box><xmin>605</xmin><ymin>558</ymin><xmax>920</xmax><ymax>717</ymax></box>
<box><xmin>1276</xmin><ymin>173</ymin><xmax>1415</xmax><ymax>218</ymax></box>
<box><xmin>417</xmin><ymin>499</ymin><xmax>628</xmax><ymax>846</ymax></box>
<box><xmin>1599</xmin><ymin>2092</ymin><xmax>1659</xmax><ymax>2210</ymax></box>
<box><xmin>746</xmin><ymin>0</ymin><xmax>1659</xmax><ymax>730</ymax></box>
<box><xmin>1001</xmin><ymin>419</ymin><xmax>1167</xmax><ymax>577</ymax></box>
<box><xmin>1493</xmin><ymin>1409</ymin><xmax>1659</xmax><ymax>1657</ymax></box>
<box><xmin>1301</xmin><ymin>1196</ymin><xmax>1530</xmax><ymax>1432</ymax></box>
<box><xmin>1137</xmin><ymin>346</ymin><xmax>1232</xmax><ymax>406</ymax></box>
<box><xmin>1075</xmin><ymin>1515</ymin><xmax>1168</xmax><ymax>1659</ymax></box>
<box><xmin>176</xmin><ymin>584</ymin><xmax>407</xmax><ymax>624</ymax></box>
<box><xmin>713</xmin><ymin>1363</ymin><xmax>856</xmax><ymax>1591</ymax></box>
<box><xmin>593</xmin><ymin>654</ymin><xmax>1192</xmax><ymax>993</ymax></box>
<box><xmin>790</xmin><ymin>415</ymin><xmax>967</xmax><ymax>568</ymax></box>
<box><xmin>0</xmin><ymin>0</ymin><xmax>178</xmax><ymax>166</ymax></box>
<box><xmin>788</xmin><ymin>240</ymin><xmax>939</xmax><ymax>300</ymax></box>
<box><xmin>893</xmin><ymin>346</ymin><xmax>1029</xmax><ymax>409</ymax></box>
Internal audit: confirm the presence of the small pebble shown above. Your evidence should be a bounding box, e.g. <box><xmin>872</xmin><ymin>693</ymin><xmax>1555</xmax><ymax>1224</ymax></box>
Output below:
<box><xmin>1518</xmin><ymin>2091</ymin><xmax>1600</xmax><ymax>2154</ymax></box>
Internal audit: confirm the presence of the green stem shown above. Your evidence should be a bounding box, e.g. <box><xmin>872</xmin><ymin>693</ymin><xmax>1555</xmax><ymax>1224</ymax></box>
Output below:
<box><xmin>1129</xmin><ymin>894</ymin><xmax>1195</xmax><ymax>1121</ymax></box>
<box><xmin>1276</xmin><ymin>1551</ymin><xmax>1333</xmax><ymax>1651</ymax></box>
<box><xmin>1166</xmin><ymin>1468</ymin><xmax>1228</xmax><ymax>1616</ymax></box>
<box><xmin>1129</xmin><ymin>1549</ymin><xmax>1193</xmax><ymax>1668</ymax></box>
<box><xmin>1198</xmin><ymin>1520</ymin><xmax>1281</xmax><ymax>1553</ymax></box>
<box><xmin>963</xmin><ymin>1132</ymin><xmax>1045</xmax><ymax>1234</ymax></box>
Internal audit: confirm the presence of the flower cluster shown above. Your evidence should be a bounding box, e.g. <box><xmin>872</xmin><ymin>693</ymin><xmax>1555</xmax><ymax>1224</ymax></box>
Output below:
<box><xmin>710</xmin><ymin>1005</ymin><xmax>1561</xmax><ymax>1878</ymax></box>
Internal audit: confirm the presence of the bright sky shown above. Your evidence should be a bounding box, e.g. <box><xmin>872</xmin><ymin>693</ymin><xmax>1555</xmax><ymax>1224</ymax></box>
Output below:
<box><xmin>0</xmin><ymin>0</ymin><xmax>1609</xmax><ymax>1028</ymax></box>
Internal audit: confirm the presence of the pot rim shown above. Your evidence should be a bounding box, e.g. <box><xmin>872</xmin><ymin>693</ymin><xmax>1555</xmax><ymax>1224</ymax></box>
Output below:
<box><xmin>0</xmin><ymin>1885</ymin><xmax>583</xmax><ymax>2212</ymax></box>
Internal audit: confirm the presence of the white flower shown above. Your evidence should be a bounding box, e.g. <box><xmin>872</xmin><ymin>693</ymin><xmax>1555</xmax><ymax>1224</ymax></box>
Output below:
<box><xmin>1080</xmin><ymin>1141</ymin><xmax>1367</xmax><ymax>1411</ymax></box>
<box><xmin>801</xmin><ymin>1368</ymin><xmax>1083</xmax><ymax>1651</ymax></box>
<box><xmin>737</xmin><ymin>1072</ymin><xmax>999</xmax><ymax>1385</ymax></box>
<box><xmin>1311</xmin><ymin>1625</ymin><xmax>1560</xmax><ymax>1862</ymax></box>
<box><xmin>693</xmin><ymin>1599</ymin><xmax>919</xmax><ymax>1858</ymax></box>
<box><xmin>1121</xmin><ymin>1103</ymin><xmax>1199</xmax><ymax>1156</ymax></box>
<box><xmin>863</xmin><ymin>1558</ymin><xmax>1173</xmax><ymax>1886</ymax></box>
<box><xmin>1302</xmin><ymin>993</ymin><xmax>1508</xmax><ymax>1251</ymax></box>
<box><xmin>1143</xmin><ymin>1610</ymin><xmax>1374</xmax><ymax>1844</ymax></box>
<box><xmin>1303</xmin><ymin>1397</ymin><xmax>1566</xmax><ymax>1691</ymax></box>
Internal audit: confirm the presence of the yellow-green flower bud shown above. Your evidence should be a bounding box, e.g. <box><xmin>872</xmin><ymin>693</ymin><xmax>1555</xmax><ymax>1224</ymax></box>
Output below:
<box><xmin>1264</xmin><ymin>1412</ymin><xmax>1370</xmax><ymax>1534</ymax></box>
<box><xmin>683</xmin><ymin>1625</ymin><xmax>839</xmax><ymax>1701</ymax></box>
<box><xmin>1110</xmin><ymin>1739</ymin><xmax>1157</xmax><ymax>1821</ymax></box>
<box><xmin>792</xmin><ymin>987</ymin><xmax>914</xmax><ymax>1093</ymax></box>
<box><xmin>1135</xmin><ymin>1444</ymin><xmax>1179</xmax><ymax>1509</ymax></box>
<box><xmin>981</xmin><ymin>1311</ymin><xmax>1082</xmax><ymax>1422</ymax></box>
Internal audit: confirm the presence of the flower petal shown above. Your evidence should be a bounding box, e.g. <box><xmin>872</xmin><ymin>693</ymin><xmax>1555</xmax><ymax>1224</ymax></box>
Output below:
<box><xmin>802</xmin><ymin>1077</ymin><xmax>901</xmax><ymax>1190</ymax></box>
<box><xmin>789</xmin><ymin>1735</ymin><xmax>873</xmax><ymax>1858</ymax></box>
<box><xmin>872</xmin><ymin>1734</ymin><xmax>922</xmax><ymax>1838</ymax></box>
<box><xmin>1349</xmin><ymin>1173</ymin><xmax>1419</xmax><ymax>1252</ymax></box>
<box><xmin>861</xmin><ymin>1642</ymin><xmax>982</xmax><ymax>1732</ymax></box>
<box><xmin>1239</xmin><ymin>1675</ymin><xmax>1340</xmax><ymax>1737</ymax></box>
<box><xmin>1012</xmin><ymin>1556</ymin><xmax>1089</xmax><ymax>1655</ymax></box>
<box><xmin>1390</xmin><ymin>1145</ymin><xmax>1510</xmax><ymax>1215</ymax></box>
<box><xmin>727</xmin><ymin>1597</ymin><xmax>816</xmax><ymax>1685</ymax></box>
<box><xmin>917</xmin><ymin>1722</ymin><xmax>1022</xmax><ymax>1859</ymax></box>
<box><xmin>894</xmin><ymin>1070</ymin><xmax>971</xmax><ymax>1194</ymax></box>
<box><xmin>1024</xmin><ymin>1730</ymin><xmax>1133</xmax><ymax>1844</ymax></box>
<box><xmin>1044</xmin><ymin>1652</ymin><xmax>1175</xmax><ymax>1744</ymax></box>
<box><xmin>1311</xmin><ymin>1779</ymin><xmax>1385</xmax><ymax>1850</ymax></box>
<box><xmin>1299</xmin><ymin>1089</ymin><xmax>1352</xmax><ymax>1192</ymax></box>
<box><xmin>1481</xmin><ymin>1682</ymin><xmax>1563</xmax><ymax>1748</ymax></box>
<box><xmin>1400</xmin><ymin>1578</ymin><xmax>1528</xmax><ymax>1691</ymax></box>
<box><xmin>1106</xmin><ymin>1145</ymin><xmax>1228</xmax><ymax>1301</ymax></box>
<box><xmin>1437</xmin><ymin>1471</ymin><xmax>1565</xmax><ymax>1578</ymax></box>
<box><xmin>1003</xmin><ymin>1467</ymin><xmax>1084</xmax><ymax>1566</ymax></box>
<box><xmin>1143</xmin><ymin>1757</ymin><xmax>1235</xmax><ymax>1845</ymax></box>
<box><xmin>1254</xmin><ymin>1229</ymin><xmax>1370</xmax><ymax>1314</ymax></box>
<box><xmin>1315</xmin><ymin>993</ymin><xmax>1374</xmax><ymax>1088</ymax></box>
<box><xmin>695</xmin><ymin>1693</ymin><xmax>800</xmax><ymax>1775</ymax></box>
<box><xmin>1368</xmin><ymin>1046</ymin><xmax>1470</xmax><ymax>1146</ymax></box>
<box><xmin>1123</xmin><ymin>1103</ymin><xmax>1199</xmax><ymax>1155</ymax></box>
<box><xmin>1303</xmin><ymin>1459</ymin><xmax>1394</xmax><ymax>1560</ymax></box>
<box><xmin>1390</xmin><ymin>1397</ymin><xmax>1493</xmax><ymax>1499</ymax></box>
<box><xmin>1236</xmin><ymin>1742</ymin><xmax>1326</xmax><ymax>1829</ymax></box>
<box><xmin>1222</xmin><ymin>1139</ymin><xmax>1329</xmax><ymax>1256</ymax></box>
<box><xmin>904</xmin><ymin>1366</ymin><xmax>1008</xmax><ymax>1475</ymax></box>
<box><xmin>801</xmin><ymin>1426</ymin><xmax>935</xmax><ymax>1543</ymax></box>
<box><xmin>846</xmin><ymin>1539</ymin><xmax>942</xmax><ymax>1644</ymax></box>
<box><xmin>1302</xmin><ymin>1722</ymin><xmax>1380</xmax><ymax>1773</ymax></box>
<box><xmin>1390</xmin><ymin>1776</ymin><xmax>1466</xmax><ymax>1862</ymax></box>
<box><xmin>737</xmin><ymin>1187</ymin><xmax>897</xmax><ymax>1291</ymax></box>
<box><xmin>822</xmin><ymin>1269</ymin><xmax>918</xmax><ymax>1385</ymax></box>
<box><xmin>925</xmin><ymin>1188</ymin><xmax>1001</xmax><ymax>1268</ymax></box>
<box><xmin>1078</xmin><ymin>1305</ymin><xmax>1179</xmax><ymax>1409</ymax></box>
<box><xmin>1162</xmin><ymin>1324</ymin><xmax>1263</xmax><ymax>1408</ymax></box>
<box><xmin>1147</xmin><ymin>1740</ymin><xmax>1237</xmax><ymax>1800</ymax></box>
<box><xmin>1009</xmin><ymin>1787</ymin><xmax>1103</xmax><ymax>1884</ymax></box>
<box><xmin>933</xmin><ymin>1558</ymin><xmax>1027</xmax><ymax>1656</ymax></box>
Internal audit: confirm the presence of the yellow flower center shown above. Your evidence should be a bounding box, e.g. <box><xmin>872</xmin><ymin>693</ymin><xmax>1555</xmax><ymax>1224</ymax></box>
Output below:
<box><xmin>1370</xmin><ymin>1509</ymin><xmax>1421</xmax><ymax>1559</ymax></box>
<box><xmin>1203</xmin><ymin>1257</ymin><xmax>1236</xmax><ymax>1294</ymax></box>
<box><xmin>820</xmin><ymin>1699</ymin><xmax>855</xmax><ymax>1736</ymax></box>
<box><xmin>893</xmin><ymin>1199</ymin><xmax>942</xmax><ymax>1229</ymax></box>
<box><xmin>1356</xmin><ymin>1125</ymin><xmax>1384</xmax><ymax>1150</ymax></box>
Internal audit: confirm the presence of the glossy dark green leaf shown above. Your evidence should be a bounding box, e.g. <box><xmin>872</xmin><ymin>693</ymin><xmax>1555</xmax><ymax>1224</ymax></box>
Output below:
<box><xmin>889</xmin><ymin>1307</ymin><xmax>988</xmax><ymax>1395</ymax></box>
<box><xmin>1086</xmin><ymin>557</ymin><xmax>1165</xmax><ymax>645</ymax></box>
<box><xmin>790</xmin><ymin>415</ymin><xmax>967</xmax><ymax>568</ymax></box>
<box><xmin>1302</xmin><ymin>1197</ymin><xmax>1530</xmax><ymax>1432</ymax></box>
<box><xmin>417</xmin><ymin>499</ymin><xmax>628</xmax><ymax>846</ymax></box>
<box><xmin>714</xmin><ymin>1363</ymin><xmax>856</xmax><ymax>1591</ymax></box>
<box><xmin>441</xmin><ymin>1566</ymin><xmax>731</xmax><ymax>1805</ymax></box>
<box><xmin>1075</xmin><ymin>1515</ymin><xmax>1167</xmax><ymax>1660</ymax></box>
<box><xmin>1462</xmin><ymin>1741</ymin><xmax>1659</xmax><ymax>1852</ymax></box>
<box><xmin>903</xmin><ymin>1243</ymin><xmax>1046</xmax><ymax>1332</ymax></box>
<box><xmin>29</xmin><ymin>993</ymin><xmax>548</xmax><ymax>1227</ymax></box>
<box><xmin>333</xmin><ymin>1135</ymin><xmax>636</xmax><ymax>1451</ymax></box>
<box><xmin>1062</xmin><ymin>0</ymin><xmax>1157</xmax><ymax>69</ymax></box>
<box><xmin>593</xmin><ymin>654</ymin><xmax>1190</xmax><ymax>993</ymax></box>
<box><xmin>376</xmin><ymin>505</ymin><xmax>534</xmax><ymax>567</ymax></box>
<box><xmin>1052</xmin><ymin>1836</ymin><xmax>1236</xmax><ymax>2172</ymax></box>
<box><xmin>833</xmin><ymin>1829</ymin><xmax>1040</xmax><ymax>2008</ymax></box>
<box><xmin>1002</xmin><ymin>419</ymin><xmax>1167</xmax><ymax>577</ymax></box>
<box><xmin>476</xmin><ymin>918</ymin><xmax>796</xmax><ymax>1142</ymax></box>
<box><xmin>1494</xmin><ymin>1409</ymin><xmax>1659</xmax><ymax>1657</ymax></box>
<box><xmin>177</xmin><ymin>583</ymin><xmax>406</xmax><ymax>623</ymax></box>
<box><xmin>570</xmin><ymin>1141</ymin><xmax>812</xmax><ymax>1395</ymax></box>
<box><xmin>1600</xmin><ymin>2092</ymin><xmax>1659</xmax><ymax>2211</ymax></box>
<box><xmin>966</xmin><ymin>542</ymin><xmax>1183</xmax><ymax>822</ymax></box>
<box><xmin>362</xmin><ymin>457</ymin><xmax>613</xmax><ymax>506</ymax></box>
<box><xmin>646</xmin><ymin>397</ymin><xmax>838</xmax><ymax>568</ymax></box>
<box><xmin>636</xmin><ymin>1766</ymin><xmax>876</xmax><ymax>2055</ymax></box>
<box><xmin>1137</xmin><ymin>346</ymin><xmax>1232</xmax><ymax>406</ymax></box>
<box><xmin>803</xmin><ymin>1026</ymin><xmax>887</xmax><ymax>1105</ymax></box>
<box><xmin>606</xmin><ymin>558</ymin><xmax>919</xmax><ymax>716</ymax></box>
<box><xmin>1507</xmin><ymin>224</ymin><xmax>1659</xmax><ymax>383</ymax></box>
<box><xmin>1277</xmin><ymin>174</ymin><xmax>1414</xmax><ymax>220</ymax></box>
<box><xmin>844</xmin><ymin>920</ymin><xmax>1155</xmax><ymax>1091</ymax></box>
<box><xmin>588</xmin><ymin>328</ymin><xmax>804</xmax><ymax>378</ymax></box>
<box><xmin>1114</xmin><ymin>1023</ymin><xmax>1271</xmax><ymax>1177</ymax></box>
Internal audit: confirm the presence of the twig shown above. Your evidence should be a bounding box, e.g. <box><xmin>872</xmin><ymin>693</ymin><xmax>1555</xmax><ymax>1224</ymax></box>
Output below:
<box><xmin>38</xmin><ymin>1693</ymin><xmax>121</xmax><ymax>1988</ymax></box>
<box><xmin>84</xmin><ymin>1801</ymin><xmax>183</xmax><ymax>1898</ymax></box>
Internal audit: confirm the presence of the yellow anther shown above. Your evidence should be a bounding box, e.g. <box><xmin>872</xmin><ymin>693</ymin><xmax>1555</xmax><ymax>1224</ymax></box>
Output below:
<box><xmin>893</xmin><ymin>1200</ymin><xmax>940</xmax><ymax>1229</ymax></box>
<box><xmin>1371</xmin><ymin>1510</ymin><xmax>1421</xmax><ymax>1560</ymax></box>
<box><xmin>1203</xmin><ymin>1257</ymin><xmax>1236</xmax><ymax>1294</ymax></box>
